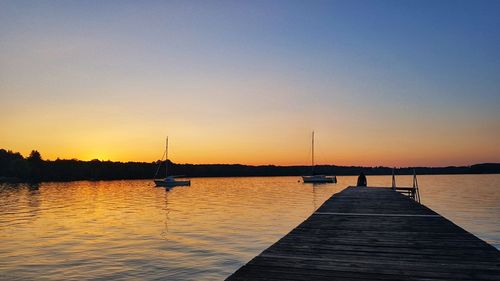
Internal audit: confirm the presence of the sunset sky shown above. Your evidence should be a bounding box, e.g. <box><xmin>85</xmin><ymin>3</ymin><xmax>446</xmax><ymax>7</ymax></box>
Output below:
<box><xmin>1</xmin><ymin>0</ymin><xmax>499</xmax><ymax>166</ymax></box>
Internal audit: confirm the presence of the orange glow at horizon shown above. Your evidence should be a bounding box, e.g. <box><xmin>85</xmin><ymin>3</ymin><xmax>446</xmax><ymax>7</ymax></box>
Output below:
<box><xmin>2</xmin><ymin>120</ymin><xmax>499</xmax><ymax>167</ymax></box>
<box><xmin>2</xmin><ymin>96</ymin><xmax>499</xmax><ymax>167</ymax></box>
<box><xmin>1</xmin><ymin>93</ymin><xmax>499</xmax><ymax>167</ymax></box>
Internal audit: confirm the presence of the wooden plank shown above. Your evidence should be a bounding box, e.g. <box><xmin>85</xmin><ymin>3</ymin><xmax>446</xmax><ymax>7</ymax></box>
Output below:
<box><xmin>226</xmin><ymin>186</ymin><xmax>500</xmax><ymax>280</ymax></box>
<box><xmin>314</xmin><ymin>212</ymin><xmax>441</xmax><ymax>217</ymax></box>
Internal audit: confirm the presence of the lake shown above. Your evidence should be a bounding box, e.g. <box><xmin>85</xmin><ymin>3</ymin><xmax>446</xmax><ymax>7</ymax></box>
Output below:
<box><xmin>0</xmin><ymin>175</ymin><xmax>498</xmax><ymax>280</ymax></box>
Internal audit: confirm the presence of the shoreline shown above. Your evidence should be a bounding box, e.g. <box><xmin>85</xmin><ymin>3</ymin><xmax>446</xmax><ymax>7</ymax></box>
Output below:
<box><xmin>2</xmin><ymin>150</ymin><xmax>499</xmax><ymax>183</ymax></box>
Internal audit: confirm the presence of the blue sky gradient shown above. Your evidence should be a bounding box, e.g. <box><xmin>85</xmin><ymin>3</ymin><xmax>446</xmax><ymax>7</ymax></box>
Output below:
<box><xmin>1</xmin><ymin>0</ymin><xmax>499</xmax><ymax>165</ymax></box>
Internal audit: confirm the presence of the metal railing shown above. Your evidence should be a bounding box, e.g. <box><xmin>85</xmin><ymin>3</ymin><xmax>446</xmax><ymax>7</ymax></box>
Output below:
<box><xmin>392</xmin><ymin>168</ymin><xmax>421</xmax><ymax>203</ymax></box>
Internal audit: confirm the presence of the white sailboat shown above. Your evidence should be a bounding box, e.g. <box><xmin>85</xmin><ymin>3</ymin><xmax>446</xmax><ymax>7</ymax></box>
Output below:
<box><xmin>302</xmin><ymin>131</ymin><xmax>337</xmax><ymax>184</ymax></box>
<box><xmin>154</xmin><ymin>137</ymin><xmax>191</xmax><ymax>188</ymax></box>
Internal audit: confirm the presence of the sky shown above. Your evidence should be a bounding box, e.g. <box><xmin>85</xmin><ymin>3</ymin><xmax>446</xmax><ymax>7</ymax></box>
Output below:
<box><xmin>1</xmin><ymin>0</ymin><xmax>499</xmax><ymax>167</ymax></box>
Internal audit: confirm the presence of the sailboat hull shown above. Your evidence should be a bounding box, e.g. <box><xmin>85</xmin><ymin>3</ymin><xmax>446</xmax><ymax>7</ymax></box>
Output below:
<box><xmin>302</xmin><ymin>175</ymin><xmax>337</xmax><ymax>183</ymax></box>
<box><xmin>154</xmin><ymin>179</ymin><xmax>191</xmax><ymax>187</ymax></box>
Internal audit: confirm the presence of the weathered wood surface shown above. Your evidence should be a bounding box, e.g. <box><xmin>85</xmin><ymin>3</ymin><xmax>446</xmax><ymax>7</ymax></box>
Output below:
<box><xmin>226</xmin><ymin>186</ymin><xmax>500</xmax><ymax>280</ymax></box>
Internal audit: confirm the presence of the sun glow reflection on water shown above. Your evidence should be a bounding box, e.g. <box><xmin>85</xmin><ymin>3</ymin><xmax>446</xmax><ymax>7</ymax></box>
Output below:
<box><xmin>0</xmin><ymin>175</ymin><xmax>498</xmax><ymax>280</ymax></box>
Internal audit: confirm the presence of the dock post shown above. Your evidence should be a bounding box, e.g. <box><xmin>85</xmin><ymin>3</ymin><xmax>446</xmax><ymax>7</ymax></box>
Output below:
<box><xmin>391</xmin><ymin>167</ymin><xmax>396</xmax><ymax>190</ymax></box>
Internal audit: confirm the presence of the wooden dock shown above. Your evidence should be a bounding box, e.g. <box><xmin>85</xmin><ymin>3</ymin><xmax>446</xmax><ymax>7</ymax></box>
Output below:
<box><xmin>226</xmin><ymin>186</ymin><xmax>500</xmax><ymax>280</ymax></box>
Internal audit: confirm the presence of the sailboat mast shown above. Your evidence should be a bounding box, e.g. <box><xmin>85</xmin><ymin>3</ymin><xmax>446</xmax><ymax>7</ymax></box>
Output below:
<box><xmin>165</xmin><ymin>137</ymin><xmax>169</xmax><ymax>177</ymax></box>
<box><xmin>311</xmin><ymin>131</ymin><xmax>315</xmax><ymax>174</ymax></box>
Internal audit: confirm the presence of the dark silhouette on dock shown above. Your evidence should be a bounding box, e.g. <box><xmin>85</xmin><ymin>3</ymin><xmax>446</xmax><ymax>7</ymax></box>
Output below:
<box><xmin>1</xmin><ymin>148</ymin><xmax>500</xmax><ymax>182</ymax></box>
<box><xmin>356</xmin><ymin>172</ymin><xmax>367</xmax><ymax>186</ymax></box>
<box><xmin>227</xmin><ymin>186</ymin><xmax>500</xmax><ymax>280</ymax></box>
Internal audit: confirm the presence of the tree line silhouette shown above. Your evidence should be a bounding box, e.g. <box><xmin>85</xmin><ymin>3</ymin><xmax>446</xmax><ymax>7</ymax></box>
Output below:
<box><xmin>0</xmin><ymin>148</ymin><xmax>499</xmax><ymax>182</ymax></box>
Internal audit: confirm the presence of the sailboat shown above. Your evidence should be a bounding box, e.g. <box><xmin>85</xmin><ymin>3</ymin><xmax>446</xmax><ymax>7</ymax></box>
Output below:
<box><xmin>302</xmin><ymin>131</ymin><xmax>337</xmax><ymax>183</ymax></box>
<box><xmin>154</xmin><ymin>137</ymin><xmax>191</xmax><ymax>188</ymax></box>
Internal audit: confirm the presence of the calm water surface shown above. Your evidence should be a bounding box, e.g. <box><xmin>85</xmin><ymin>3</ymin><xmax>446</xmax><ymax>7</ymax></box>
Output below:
<box><xmin>0</xmin><ymin>175</ymin><xmax>499</xmax><ymax>280</ymax></box>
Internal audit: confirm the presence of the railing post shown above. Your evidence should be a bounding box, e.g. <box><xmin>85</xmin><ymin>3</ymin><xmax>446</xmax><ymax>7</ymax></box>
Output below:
<box><xmin>413</xmin><ymin>169</ymin><xmax>421</xmax><ymax>203</ymax></box>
